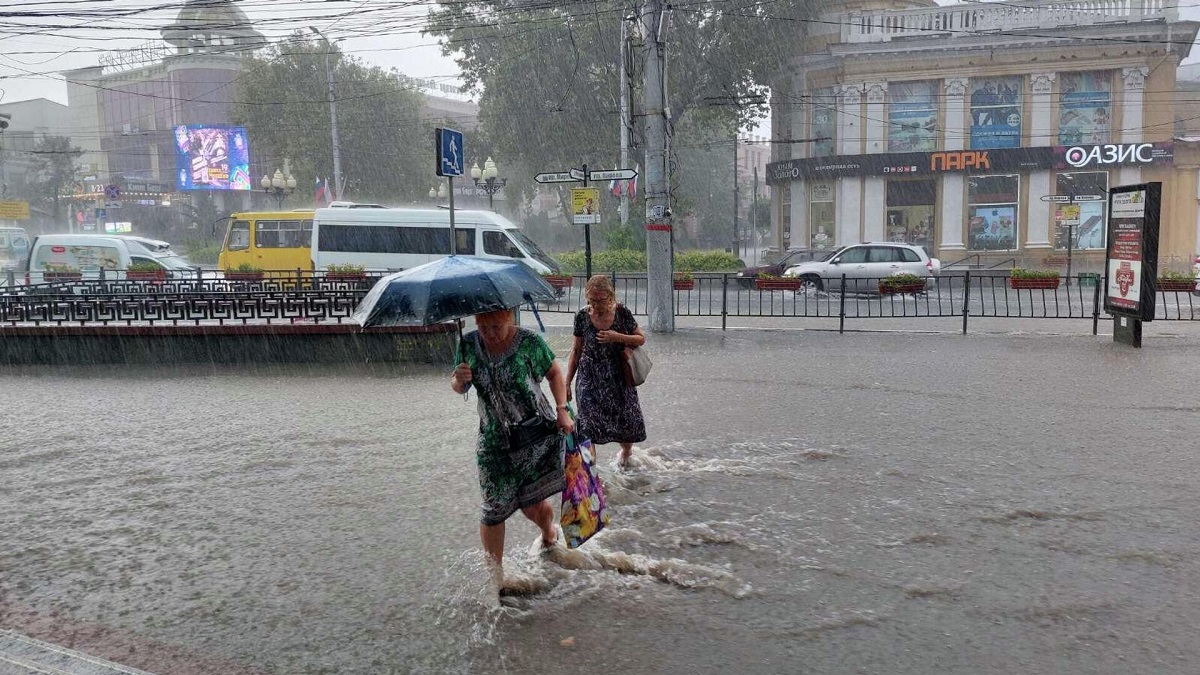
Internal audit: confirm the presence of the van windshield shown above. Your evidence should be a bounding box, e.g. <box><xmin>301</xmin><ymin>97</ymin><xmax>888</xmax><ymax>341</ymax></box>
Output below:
<box><xmin>508</xmin><ymin>229</ymin><xmax>560</xmax><ymax>271</ymax></box>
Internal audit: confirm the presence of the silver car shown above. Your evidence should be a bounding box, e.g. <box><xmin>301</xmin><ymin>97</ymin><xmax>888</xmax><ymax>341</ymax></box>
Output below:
<box><xmin>784</xmin><ymin>242</ymin><xmax>940</xmax><ymax>292</ymax></box>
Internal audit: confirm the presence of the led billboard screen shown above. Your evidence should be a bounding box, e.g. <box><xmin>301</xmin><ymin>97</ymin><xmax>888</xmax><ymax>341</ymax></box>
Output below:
<box><xmin>174</xmin><ymin>125</ymin><xmax>251</xmax><ymax>191</ymax></box>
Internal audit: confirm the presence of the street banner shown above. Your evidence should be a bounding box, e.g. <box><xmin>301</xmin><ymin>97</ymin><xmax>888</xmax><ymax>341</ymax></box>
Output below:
<box><xmin>572</xmin><ymin>187</ymin><xmax>600</xmax><ymax>225</ymax></box>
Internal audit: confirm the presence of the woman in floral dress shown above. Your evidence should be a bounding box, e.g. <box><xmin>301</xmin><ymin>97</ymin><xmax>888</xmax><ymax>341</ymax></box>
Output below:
<box><xmin>566</xmin><ymin>275</ymin><xmax>647</xmax><ymax>466</ymax></box>
<box><xmin>450</xmin><ymin>308</ymin><xmax>573</xmax><ymax>585</ymax></box>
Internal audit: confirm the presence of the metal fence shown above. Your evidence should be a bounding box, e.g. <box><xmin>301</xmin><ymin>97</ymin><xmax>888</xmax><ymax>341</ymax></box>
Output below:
<box><xmin>0</xmin><ymin>269</ymin><xmax>386</xmax><ymax>326</ymax></box>
<box><xmin>533</xmin><ymin>272</ymin><xmax>1200</xmax><ymax>333</ymax></box>
<box><xmin>2</xmin><ymin>268</ymin><xmax>1196</xmax><ymax>330</ymax></box>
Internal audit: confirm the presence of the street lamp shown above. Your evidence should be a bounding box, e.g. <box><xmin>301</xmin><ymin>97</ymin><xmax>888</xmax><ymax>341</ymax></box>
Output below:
<box><xmin>471</xmin><ymin>156</ymin><xmax>507</xmax><ymax>212</ymax></box>
<box><xmin>429</xmin><ymin>183</ymin><xmax>447</xmax><ymax>202</ymax></box>
<box><xmin>261</xmin><ymin>168</ymin><xmax>296</xmax><ymax>209</ymax></box>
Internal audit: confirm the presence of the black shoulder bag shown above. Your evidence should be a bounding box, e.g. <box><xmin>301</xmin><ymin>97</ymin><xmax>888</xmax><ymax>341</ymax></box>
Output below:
<box><xmin>471</xmin><ymin>334</ymin><xmax>559</xmax><ymax>453</ymax></box>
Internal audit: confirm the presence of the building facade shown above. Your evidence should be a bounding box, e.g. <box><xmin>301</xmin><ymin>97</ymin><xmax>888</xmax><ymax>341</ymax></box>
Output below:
<box><xmin>767</xmin><ymin>0</ymin><xmax>1199</xmax><ymax>270</ymax></box>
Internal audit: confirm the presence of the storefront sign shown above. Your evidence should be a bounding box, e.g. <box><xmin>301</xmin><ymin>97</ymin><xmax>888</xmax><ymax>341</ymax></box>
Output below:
<box><xmin>766</xmin><ymin>142</ymin><xmax>1173</xmax><ymax>184</ymax></box>
<box><xmin>1060</xmin><ymin>143</ymin><xmax>1168</xmax><ymax>169</ymax></box>
<box><xmin>1104</xmin><ymin>182</ymin><xmax>1160</xmax><ymax>323</ymax></box>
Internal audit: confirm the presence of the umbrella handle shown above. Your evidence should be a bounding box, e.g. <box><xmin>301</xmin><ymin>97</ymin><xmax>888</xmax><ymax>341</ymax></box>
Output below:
<box><xmin>524</xmin><ymin>292</ymin><xmax>546</xmax><ymax>333</ymax></box>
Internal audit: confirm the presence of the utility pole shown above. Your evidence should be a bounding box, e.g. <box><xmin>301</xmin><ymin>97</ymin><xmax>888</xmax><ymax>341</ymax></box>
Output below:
<box><xmin>619</xmin><ymin>16</ymin><xmax>631</xmax><ymax>229</ymax></box>
<box><xmin>752</xmin><ymin>165</ymin><xmax>759</xmax><ymax>265</ymax></box>
<box><xmin>311</xmin><ymin>28</ymin><xmax>344</xmax><ymax>200</ymax></box>
<box><xmin>641</xmin><ymin>0</ymin><xmax>674</xmax><ymax>332</ymax></box>
<box><xmin>732</xmin><ymin>135</ymin><xmax>739</xmax><ymax>256</ymax></box>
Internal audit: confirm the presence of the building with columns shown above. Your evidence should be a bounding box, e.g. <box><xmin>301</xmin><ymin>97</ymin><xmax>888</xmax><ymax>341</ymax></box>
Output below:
<box><xmin>767</xmin><ymin>0</ymin><xmax>1200</xmax><ymax>269</ymax></box>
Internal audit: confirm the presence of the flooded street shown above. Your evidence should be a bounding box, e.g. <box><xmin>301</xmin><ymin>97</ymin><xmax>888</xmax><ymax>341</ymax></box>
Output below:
<box><xmin>3</xmin><ymin>327</ymin><xmax>1200</xmax><ymax>674</ymax></box>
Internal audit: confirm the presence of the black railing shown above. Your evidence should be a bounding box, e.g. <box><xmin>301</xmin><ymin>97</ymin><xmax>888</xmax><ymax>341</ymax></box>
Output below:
<box><xmin>535</xmin><ymin>272</ymin><xmax>1200</xmax><ymax>332</ymax></box>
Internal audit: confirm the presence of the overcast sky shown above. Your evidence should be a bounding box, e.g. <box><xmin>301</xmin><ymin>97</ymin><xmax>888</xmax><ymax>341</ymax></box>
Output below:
<box><xmin>1</xmin><ymin>0</ymin><xmax>1198</xmax><ymax>128</ymax></box>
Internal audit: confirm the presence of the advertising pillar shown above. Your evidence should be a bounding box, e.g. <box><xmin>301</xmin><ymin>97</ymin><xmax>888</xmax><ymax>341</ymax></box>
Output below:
<box><xmin>1103</xmin><ymin>182</ymin><xmax>1161</xmax><ymax>348</ymax></box>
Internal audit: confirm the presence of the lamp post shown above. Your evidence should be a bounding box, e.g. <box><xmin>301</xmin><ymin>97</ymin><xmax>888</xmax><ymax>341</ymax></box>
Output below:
<box><xmin>470</xmin><ymin>156</ymin><xmax>506</xmax><ymax>212</ymax></box>
<box><xmin>261</xmin><ymin>168</ymin><xmax>297</xmax><ymax>209</ymax></box>
<box><xmin>309</xmin><ymin>27</ymin><xmax>343</xmax><ymax>201</ymax></box>
<box><xmin>428</xmin><ymin>183</ymin><xmax>448</xmax><ymax>203</ymax></box>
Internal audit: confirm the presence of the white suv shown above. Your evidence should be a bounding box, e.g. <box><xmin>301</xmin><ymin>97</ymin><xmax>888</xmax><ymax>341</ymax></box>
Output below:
<box><xmin>784</xmin><ymin>242</ymin><xmax>940</xmax><ymax>292</ymax></box>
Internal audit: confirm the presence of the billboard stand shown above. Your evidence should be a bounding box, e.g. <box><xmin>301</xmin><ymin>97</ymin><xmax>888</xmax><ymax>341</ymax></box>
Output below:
<box><xmin>1103</xmin><ymin>182</ymin><xmax>1161</xmax><ymax>349</ymax></box>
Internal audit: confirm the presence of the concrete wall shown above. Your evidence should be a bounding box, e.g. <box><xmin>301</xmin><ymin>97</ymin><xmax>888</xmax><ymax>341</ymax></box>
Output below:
<box><xmin>0</xmin><ymin>324</ymin><xmax>457</xmax><ymax>366</ymax></box>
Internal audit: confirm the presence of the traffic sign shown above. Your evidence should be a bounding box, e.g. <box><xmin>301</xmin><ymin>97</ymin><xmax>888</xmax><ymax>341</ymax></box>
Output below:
<box><xmin>1040</xmin><ymin>195</ymin><xmax>1071</xmax><ymax>203</ymax></box>
<box><xmin>569</xmin><ymin>168</ymin><xmax>585</xmax><ymax>181</ymax></box>
<box><xmin>1073</xmin><ymin>194</ymin><xmax>1105</xmax><ymax>202</ymax></box>
<box><xmin>104</xmin><ymin>184</ymin><xmax>121</xmax><ymax>208</ymax></box>
<box><xmin>534</xmin><ymin>172</ymin><xmax>577</xmax><ymax>184</ymax></box>
<box><xmin>589</xmin><ymin>169</ymin><xmax>638</xmax><ymax>182</ymax></box>
<box><xmin>435</xmin><ymin>127</ymin><xmax>464</xmax><ymax>177</ymax></box>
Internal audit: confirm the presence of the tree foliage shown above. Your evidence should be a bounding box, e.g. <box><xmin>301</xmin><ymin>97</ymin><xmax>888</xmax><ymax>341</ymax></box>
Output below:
<box><xmin>426</xmin><ymin>0</ymin><xmax>819</xmax><ymax>225</ymax></box>
<box><xmin>234</xmin><ymin>36</ymin><xmax>431</xmax><ymax>205</ymax></box>
<box><xmin>29</xmin><ymin>135</ymin><xmax>82</xmax><ymax>225</ymax></box>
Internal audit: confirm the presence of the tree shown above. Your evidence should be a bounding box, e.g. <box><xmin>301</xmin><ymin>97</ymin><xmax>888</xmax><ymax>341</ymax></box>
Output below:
<box><xmin>426</xmin><ymin>0</ymin><xmax>820</xmax><ymax>231</ymax></box>
<box><xmin>234</xmin><ymin>36</ymin><xmax>431</xmax><ymax>205</ymax></box>
<box><xmin>29</xmin><ymin>135</ymin><xmax>82</xmax><ymax>228</ymax></box>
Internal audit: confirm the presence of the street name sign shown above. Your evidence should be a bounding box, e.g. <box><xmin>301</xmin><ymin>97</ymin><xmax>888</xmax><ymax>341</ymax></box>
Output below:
<box><xmin>1073</xmin><ymin>194</ymin><xmax>1105</xmax><ymax>202</ymax></box>
<box><xmin>1040</xmin><ymin>195</ymin><xmax>1072</xmax><ymax>203</ymax></box>
<box><xmin>588</xmin><ymin>169</ymin><xmax>638</xmax><ymax>182</ymax></box>
<box><xmin>569</xmin><ymin>168</ymin><xmax>585</xmax><ymax>181</ymax></box>
<box><xmin>534</xmin><ymin>172</ymin><xmax>576</xmax><ymax>184</ymax></box>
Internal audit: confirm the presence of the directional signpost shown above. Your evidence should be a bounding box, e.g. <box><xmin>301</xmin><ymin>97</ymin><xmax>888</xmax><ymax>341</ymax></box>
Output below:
<box><xmin>435</xmin><ymin>128</ymin><xmax>464</xmax><ymax>254</ymax></box>
<box><xmin>533</xmin><ymin>164</ymin><xmax>638</xmax><ymax>279</ymax></box>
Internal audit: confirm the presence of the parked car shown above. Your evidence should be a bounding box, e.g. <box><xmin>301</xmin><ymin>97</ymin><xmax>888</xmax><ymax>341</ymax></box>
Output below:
<box><xmin>735</xmin><ymin>248</ymin><xmax>837</xmax><ymax>288</ymax></box>
<box><xmin>784</xmin><ymin>242</ymin><xmax>940</xmax><ymax>293</ymax></box>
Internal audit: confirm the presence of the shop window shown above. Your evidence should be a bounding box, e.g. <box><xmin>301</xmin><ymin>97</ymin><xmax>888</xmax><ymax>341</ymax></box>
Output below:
<box><xmin>967</xmin><ymin>175</ymin><xmax>1019</xmax><ymax>251</ymax></box>
<box><xmin>811</xmin><ymin>88</ymin><xmax>836</xmax><ymax>158</ymax></box>
<box><xmin>969</xmin><ymin>76</ymin><xmax>1023</xmax><ymax>149</ymax></box>
<box><xmin>809</xmin><ymin>182</ymin><xmax>835</xmax><ymax>251</ymax></box>
<box><xmin>1059</xmin><ymin>71</ymin><xmax>1112</xmax><ymax>146</ymax></box>
<box><xmin>1054</xmin><ymin>172</ymin><xmax>1108</xmax><ymax>250</ymax></box>
<box><xmin>888</xmin><ymin>81</ymin><xmax>938</xmax><ymax>152</ymax></box>
<box><xmin>885</xmin><ymin>179</ymin><xmax>936</xmax><ymax>253</ymax></box>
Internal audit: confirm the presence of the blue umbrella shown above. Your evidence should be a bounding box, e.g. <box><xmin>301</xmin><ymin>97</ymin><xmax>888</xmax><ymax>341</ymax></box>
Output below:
<box><xmin>352</xmin><ymin>256</ymin><xmax>558</xmax><ymax>328</ymax></box>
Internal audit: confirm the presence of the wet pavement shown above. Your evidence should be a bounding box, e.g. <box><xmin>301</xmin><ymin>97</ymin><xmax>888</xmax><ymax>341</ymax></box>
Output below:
<box><xmin>2</xmin><ymin>324</ymin><xmax>1199</xmax><ymax>674</ymax></box>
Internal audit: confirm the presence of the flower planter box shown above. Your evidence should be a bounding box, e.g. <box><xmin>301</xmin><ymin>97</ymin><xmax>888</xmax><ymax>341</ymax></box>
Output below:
<box><xmin>325</xmin><ymin>273</ymin><xmax>368</xmax><ymax>283</ymax></box>
<box><xmin>755</xmin><ymin>278</ymin><xmax>802</xmax><ymax>292</ymax></box>
<box><xmin>44</xmin><ymin>272</ymin><xmax>81</xmax><ymax>282</ymax></box>
<box><xmin>226</xmin><ymin>272</ymin><xmax>264</xmax><ymax>282</ymax></box>
<box><xmin>1158</xmin><ymin>280</ymin><xmax>1197</xmax><ymax>292</ymax></box>
<box><xmin>1010</xmin><ymin>277</ymin><xmax>1060</xmax><ymax>290</ymax></box>
<box><xmin>672</xmin><ymin>280</ymin><xmax>695</xmax><ymax>291</ymax></box>
<box><xmin>127</xmin><ymin>270</ymin><xmax>166</xmax><ymax>282</ymax></box>
<box><xmin>542</xmin><ymin>275</ymin><xmax>573</xmax><ymax>290</ymax></box>
<box><xmin>879</xmin><ymin>282</ymin><xmax>926</xmax><ymax>295</ymax></box>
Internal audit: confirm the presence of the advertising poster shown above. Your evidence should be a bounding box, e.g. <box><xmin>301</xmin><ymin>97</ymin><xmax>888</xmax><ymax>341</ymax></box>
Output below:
<box><xmin>174</xmin><ymin>125</ymin><xmax>252</xmax><ymax>191</ymax></box>
<box><xmin>1105</xmin><ymin>189</ymin><xmax>1146</xmax><ymax>313</ymax></box>
<box><xmin>1058</xmin><ymin>72</ymin><xmax>1111</xmax><ymax>146</ymax></box>
<box><xmin>967</xmin><ymin>205</ymin><xmax>1016</xmax><ymax>250</ymax></box>
<box><xmin>888</xmin><ymin>81</ymin><xmax>938</xmax><ymax>152</ymax></box>
<box><xmin>969</xmin><ymin>76</ymin><xmax>1023</xmax><ymax>149</ymax></box>
<box><xmin>1054</xmin><ymin>200</ymin><xmax>1106</xmax><ymax>250</ymax></box>
<box><xmin>571</xmin><ymin>187</ymin><xmax>600</xmax><ymax>225</ymax></box>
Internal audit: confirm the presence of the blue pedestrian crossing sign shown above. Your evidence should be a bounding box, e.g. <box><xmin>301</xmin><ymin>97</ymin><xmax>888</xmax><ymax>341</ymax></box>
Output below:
<box><xmin>435</xmin><ymin>127</ymin><xmax>464</xmax><ymax>177</ymax></box>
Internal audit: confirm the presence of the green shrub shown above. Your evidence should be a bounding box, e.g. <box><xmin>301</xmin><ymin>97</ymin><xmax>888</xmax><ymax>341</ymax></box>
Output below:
<box><xmin>182</xmin><ymin>240</ymin><xmax>221</xmax><ymax>265</ymax></box>
<box><xmin>327</xmin><ymin>263</ymin><xmax>365</xmax><ymax>274</ymax></box>
<box><xmin>558</xmin><ymin>248</ymin><xmax>743</xmax><ymax>274</ymax></box>
<box><xmin>1010</xmin><ymin>268</ymin><xmax>1060</xmax><ymax>280</ymax></box>
<box><xmin>881</xmin><ymin>273</ymin><xmax>924</xmax><ymax>284</ymax></box>
<box><xmin>1159</xmin><ymin>269</ymin><xmax>1197</xmax><ymax>282</ymax></box>
<box><xmin>674</xmin><ymin>250</ymin><xmax>745</xmax><ymax>272</ymax></box>
<box><xmin>127</xmin><ymin>261</ymin><xmax>163</xmax><ymax>272</ymax></box>
<box><xmin>234</xmin><ymin>263</ymin><xmax>263</xmax><ymax>272</ymax></box>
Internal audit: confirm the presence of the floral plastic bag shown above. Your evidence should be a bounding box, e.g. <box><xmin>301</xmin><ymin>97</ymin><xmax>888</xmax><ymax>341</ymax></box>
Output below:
<box><xmin>560</xmin><ymin>431</ymin><xmax>610</xmax><ymax>548</ymax></box>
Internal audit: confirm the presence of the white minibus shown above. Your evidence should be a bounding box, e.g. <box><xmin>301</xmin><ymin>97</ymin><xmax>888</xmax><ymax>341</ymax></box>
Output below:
<box><xmin>310</xmin><ymin>207</ymin><xmax>562</xmax><ymax>274</ymax></box>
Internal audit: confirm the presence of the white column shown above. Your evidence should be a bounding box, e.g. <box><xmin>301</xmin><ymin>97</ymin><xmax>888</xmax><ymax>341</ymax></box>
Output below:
<box><xmin>864</xmin><ymin>178</ymin><xmax>885</xmax><ymax>242</ymax></box>
<box><xmin>836</xmin><ymin>83</ymin><xmax>864</xmax><ymax>245</ymax></box>
<box><xmin>940</xmin><ymin>78</ymin><xmax>969</xmax><ymax>250</ymax></box>
<box><xmin>837</xmin><ymin>83</ymin><xmax>864</xmax><ymax>155</ymax></box>
<box><xmin>864</xmin><ymin>82</ymin><xmax>888</xmax><ymax>154</ymax></box>
<box><xmin>1026</xmin><ymin>172</ymin><xmax>1052</xmax><ymax>248</ymax></box>
<box><xmin>1025</xmin><ymin>74</ymin><xmax>1056</xmax><ymax>250</ymax></box>
<box><xmin>790</xmin><ymin>179</ymin><xmax>807</xmax><ymax>249</ymax></box>
<box><xmin>943</xmin><ymin>77</ymin><xmax>968</xmax><ymax>152</ymax></box>
<box><xmin>1119</xmin><ymin>66</ymin><xmax>1149</xmax><ymax>186</ymax></box>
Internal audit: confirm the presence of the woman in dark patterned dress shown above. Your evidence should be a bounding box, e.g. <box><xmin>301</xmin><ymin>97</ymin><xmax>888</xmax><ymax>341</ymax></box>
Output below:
<box><xmin>566</xmin><ymin>275</ymin><xmax>647</xmax><ymax>467</ymax></box>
